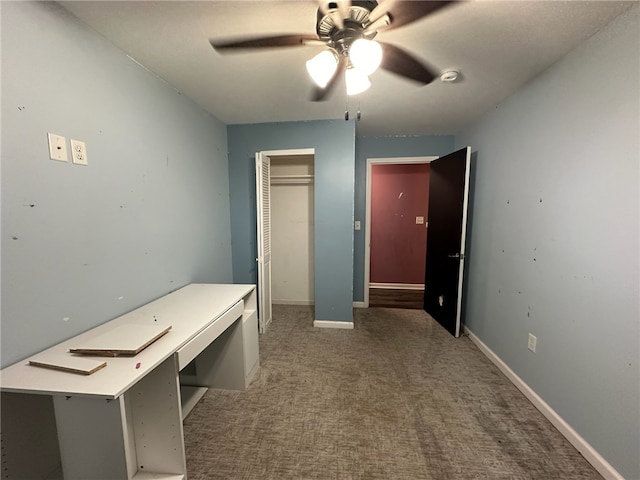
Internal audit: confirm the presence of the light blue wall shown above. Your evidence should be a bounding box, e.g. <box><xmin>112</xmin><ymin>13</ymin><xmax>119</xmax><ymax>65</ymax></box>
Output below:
<box><xmin>3</xmin><ymin>2</ymin><xmax>636</xmax><ymax>475</ymax></box>
<box><xmin>227</xmin><ymin>120</ymin><xmax>356</xmax><ymax>322</ymax></box>
<box><xmin>1</xmin><ymin>2</ymin><xmax>233</xmax><ymax>368</ymax></box>
<box><xmin>455</xmin><ymin>7</ymin><xmax>639</xmax><ymax>479</ymax></box>
<box><xmin>353</xmin><ymin>135</ymin><xmax>454</xmax><ymax>302</ymax></box>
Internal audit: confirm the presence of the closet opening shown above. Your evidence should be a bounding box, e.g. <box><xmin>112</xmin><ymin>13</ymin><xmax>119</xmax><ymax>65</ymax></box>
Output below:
<box><xmin>270</xmin><ymin>154</ymin><xmax>315</xmax><ymax>307</ymax></box>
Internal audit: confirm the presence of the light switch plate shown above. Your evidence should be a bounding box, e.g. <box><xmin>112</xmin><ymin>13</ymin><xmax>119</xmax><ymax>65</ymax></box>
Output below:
<box><xmin>48</xmin><ymin>133</ymin><xmax>68</xmax><ymax>162</ymax></box>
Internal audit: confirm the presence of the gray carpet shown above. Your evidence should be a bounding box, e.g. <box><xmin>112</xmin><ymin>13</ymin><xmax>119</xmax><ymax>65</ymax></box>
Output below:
<box><xmin>183</xmin><ymin>305</ymin><xmax>601</xmax><ymax>480</ymax></box>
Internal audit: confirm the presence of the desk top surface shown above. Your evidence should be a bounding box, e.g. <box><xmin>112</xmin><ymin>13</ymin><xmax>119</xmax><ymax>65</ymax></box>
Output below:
<box><xmin>0</xmin><ymin>283</ymin><xmax>255</xmax><ymax>399</ymax></box>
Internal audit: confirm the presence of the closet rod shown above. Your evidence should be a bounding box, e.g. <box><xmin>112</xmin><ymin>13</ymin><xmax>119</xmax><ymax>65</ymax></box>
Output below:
<box><xmin>270</xmin><ymin>174</ymin><xmax>314</xmax><ymax>185</ymax></box>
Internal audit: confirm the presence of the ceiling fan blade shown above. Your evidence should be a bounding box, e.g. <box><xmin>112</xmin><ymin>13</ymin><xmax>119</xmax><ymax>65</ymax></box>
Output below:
<box><xmin>311</xmin><ymin>56</ymin><xmax>347</xmax><ymax>102</ymax></box>
<box><xmin>210</xmin><ymin>34</ymin><xmax>320</xmax><ymax>52</ymax></box>
<box><xmin>379</xmin><ymin>42</ymin><xmax>437</xmax><ymax>85</ymax></box>
<box><xmin>367</xmin><ymin>0</ymin><xmax>394</xmax><ymax>24</ymax></box>
<box><xmin>369</xmin><ymin>1</ymin><xmax>454</xmax><ymax>32</ymax></box>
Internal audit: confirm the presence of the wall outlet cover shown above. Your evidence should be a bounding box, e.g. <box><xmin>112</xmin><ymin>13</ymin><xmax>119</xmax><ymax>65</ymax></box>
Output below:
<box><xmin>70</xmin><ymin>139</ymin><xmax>88</xmax><ymax>165</ymax></box>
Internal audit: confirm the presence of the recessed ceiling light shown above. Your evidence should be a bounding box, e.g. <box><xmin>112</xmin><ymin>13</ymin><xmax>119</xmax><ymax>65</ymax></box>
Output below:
<box><xmin>440</xmin><ymin>70</ymin><xmax>460</xmax><ymax>83</ymax></box>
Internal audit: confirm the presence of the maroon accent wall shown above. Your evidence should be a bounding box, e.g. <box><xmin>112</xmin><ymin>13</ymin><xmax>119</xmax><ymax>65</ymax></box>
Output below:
<box><xmin>370</xmin><ymin>163</ymin><xmax>430</xmax><ymax>284</ymax></box>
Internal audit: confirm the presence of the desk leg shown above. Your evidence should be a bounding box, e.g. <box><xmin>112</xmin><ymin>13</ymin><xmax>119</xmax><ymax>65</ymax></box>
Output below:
<box><xmin>243</xmin><ymin>309</ymin><xmax>260</xmax><ymax>387</ymax></box>
<box><xmin>52</xmin><ymin>355</ymin><xmax>186</xmax><ymax>480</ymax></box>
<box><xmin>1</xmin><ymin>392</ymin><xmax>60</xmax><ymax>479</ymax></box>
<box><xmin>53</xmin><ymin>394</ymin><xmax>133</xmax><ymax>479</ymax></box>
<box><xmin>127</xmin><ymin>354</ymin><xmax>186</xmax><ymax>476</ymax></box>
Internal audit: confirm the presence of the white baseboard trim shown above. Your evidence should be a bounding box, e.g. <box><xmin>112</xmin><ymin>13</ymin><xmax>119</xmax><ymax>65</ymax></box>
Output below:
<box><xmin>370</xmin><ymin>283</ymin><xmax>424</xmax><ymax>290</ymax></box>
<box><xmin>353</xmin><ymin>302</ymin><xmax>366</xmax><ymax>308</ymax></box>
<box><xmin>463</xmin><ymin>326</ymin><xmax>623</xmax><ymax>480</ymax></box>
<box><xmin>272</xmin><ymin>299</ymin><xmax>314</xmax><ymax>306</ymax></box>
<box><xmin>313</xmin><ymin>320</ymin><xmax>354</xmax><ymax>329</ymax></box>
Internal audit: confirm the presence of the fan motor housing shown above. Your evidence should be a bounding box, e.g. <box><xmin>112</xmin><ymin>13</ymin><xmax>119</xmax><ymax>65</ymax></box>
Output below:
<box><xmin>316</xmin><ymin>0</ymin><xmax>379</xmax><ymax>50</ymax></box>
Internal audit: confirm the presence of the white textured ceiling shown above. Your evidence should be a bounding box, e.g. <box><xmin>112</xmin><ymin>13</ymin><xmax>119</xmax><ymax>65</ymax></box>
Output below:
<box><xmin>58</xmin><ymin>1</ymin><xmax>635</xmax><ymax>136</ymax></box>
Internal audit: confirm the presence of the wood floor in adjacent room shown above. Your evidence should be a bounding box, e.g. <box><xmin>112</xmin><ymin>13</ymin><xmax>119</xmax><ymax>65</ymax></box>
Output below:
<box><xmin>368</xmin><ymin>288</ymin><xmax>424</xmax><ymax>309</ymax></box>
<box><xmin>183</xmin><ymin>305</ymin><xmax>601</xmax><ymax>480</ymax></box>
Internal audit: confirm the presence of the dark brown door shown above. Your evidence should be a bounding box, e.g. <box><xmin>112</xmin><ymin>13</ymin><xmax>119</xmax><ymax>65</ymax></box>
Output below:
<box><xmin>423</xmin><ymin>147</ymin><xmax>471</xmax><ymax>337</ymax></box>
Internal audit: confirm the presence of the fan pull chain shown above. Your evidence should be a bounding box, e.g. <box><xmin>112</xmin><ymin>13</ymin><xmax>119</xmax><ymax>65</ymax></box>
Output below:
<box><xmin>344</xmin><ymin>97</ymin><xmax>363</xmax><ymax>121</ymax></box>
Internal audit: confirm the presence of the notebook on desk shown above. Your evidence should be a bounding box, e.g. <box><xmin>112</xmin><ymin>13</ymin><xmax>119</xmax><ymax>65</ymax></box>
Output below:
<box><xmin>69</xmin><ymin>324</ymin><xmax>172</xmax><ymax>356</ymax></box>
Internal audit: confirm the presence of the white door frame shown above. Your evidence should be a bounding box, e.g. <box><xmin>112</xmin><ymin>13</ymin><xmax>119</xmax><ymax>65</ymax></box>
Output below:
<box><xmin>364</xmin><ymin>156</ymin><xmax>438</xmax><ymax>307</ymax></box>
<box><xmin>256</xmin><ymin>148</ymin><xmax>314</xmax><ymax>333</ymax></box>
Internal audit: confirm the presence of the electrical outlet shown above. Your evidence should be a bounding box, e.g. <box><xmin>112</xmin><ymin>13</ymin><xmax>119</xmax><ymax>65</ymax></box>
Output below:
<box><xmin>528</xmin><ymin>333</ymin><xmax>537</xmax><ymax>353</ymax></box>
<box><xmin>48</xmin><ymin>133</ymin><xmax>68</xmax><ymax>162</ymax></box>
<box><xmin>70</xmin><ymin>139</ymin><xmax>88</xmax><ymax>165</ymax></box>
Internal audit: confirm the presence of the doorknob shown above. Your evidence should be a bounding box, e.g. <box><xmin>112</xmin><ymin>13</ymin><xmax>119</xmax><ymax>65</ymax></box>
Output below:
<box><xmin>448</xmin><ymin>253</ymin><xmax>465</xmax><ymax>259</ymax></box>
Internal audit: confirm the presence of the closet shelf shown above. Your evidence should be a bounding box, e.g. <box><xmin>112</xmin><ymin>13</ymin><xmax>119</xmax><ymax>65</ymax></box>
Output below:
<box><xmin>270</xmin><ymin>174</ymin><xmax>314</xmax><ymax>185</ymax></box>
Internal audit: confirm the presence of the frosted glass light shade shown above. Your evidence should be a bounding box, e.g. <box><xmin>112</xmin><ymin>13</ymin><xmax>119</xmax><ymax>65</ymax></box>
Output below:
<box><xmin>306</xmin><ymin>50</ymin><xmax>339</xmax><ymax>88</ymax></box>
<box><xmin>345</xmin><ymin>67</ymin><xmax>371</xmax><ymax>96</ymax></box>
<box><xmin>349</xmin><ymin>39</ymin><xmax>382</xmax><ymax>75</ymax></box>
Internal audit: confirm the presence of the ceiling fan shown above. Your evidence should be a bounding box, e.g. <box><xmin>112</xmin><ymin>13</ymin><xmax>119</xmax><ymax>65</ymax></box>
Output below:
<box><xmin>209</xmin><ymin>0</ymin><xmax>455</xmax><ymax>101</ymax></box>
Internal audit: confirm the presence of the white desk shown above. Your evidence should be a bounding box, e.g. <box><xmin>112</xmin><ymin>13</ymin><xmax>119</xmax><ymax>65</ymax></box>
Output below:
<box><xmin>0</xmin><ymin>283</ymin><xmax>259</xmax><ymax>480</ymax></box>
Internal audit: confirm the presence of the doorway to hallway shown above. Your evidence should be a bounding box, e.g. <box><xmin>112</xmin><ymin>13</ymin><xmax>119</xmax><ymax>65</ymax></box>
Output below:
<box><xmin>365</xmin><ymin>156</ymin><xmax>436</xmax><ymax>309</ymax></box>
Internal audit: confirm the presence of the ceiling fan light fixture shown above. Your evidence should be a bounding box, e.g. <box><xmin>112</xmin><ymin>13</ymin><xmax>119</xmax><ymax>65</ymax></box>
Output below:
<box><xmin>306</xmin><ymin>50</ymin><xmax>339</xmax><ymax>88</ymax></box>
<box><xmin>349</xmin><ymin>39</ymin><xmax>382</xmax><ymax>75</ymax></box>
<box><xmin>345</xmin><ymin>67</ymin><xmax>371</xmax><ymax>96</ymax></box>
